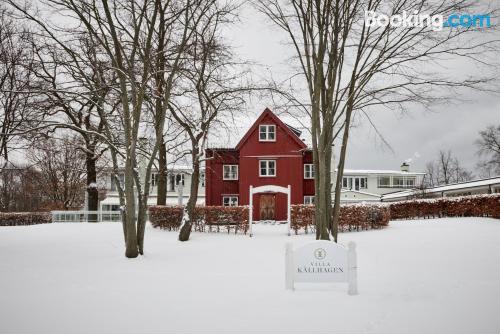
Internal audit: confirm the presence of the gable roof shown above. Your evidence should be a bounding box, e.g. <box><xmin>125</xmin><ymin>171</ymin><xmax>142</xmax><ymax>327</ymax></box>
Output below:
<box><xmin>235</xmin><ymin>108</ymin><xmax>307</xmax><ymax>150</ymax></box>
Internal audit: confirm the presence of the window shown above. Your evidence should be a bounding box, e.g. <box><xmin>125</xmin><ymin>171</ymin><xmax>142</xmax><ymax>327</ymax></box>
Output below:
<box><xmin>259</xmin><ymin>124</ymin><xmax>276</xmax><ymax>142</ymax></box>
<box><xmin>304</xmin><ymin>196</ymin><xmax>315</xmax><ymax>205</ymax></box>
<box><xmin>342</xmin><ymin>176</ymin><xmax>367</xmax><ymax>190</ymax></box>
<box><xmin>222</xmin><ymin>196</ymin><xmax>238</xmax><ymax>206</ymax></box>
<box><xmin>405</xmin><ymin>178</ymin><xmax>415</xmax><ymax>187</ymax></box>
<box><xmin>393</xmin><ymin>177</ymin><xmax>405</xmax><ymax>187</ymax></box>
<box><xmin>304</xmin><ymin>164</ymin><xmax>314</xmax><ymax>179</ymax></box>
<box><xmin>176</xmin><ymin>174</ymin><xmax>185</xmax><ymax>186</ymax></box>
<box><xmin>200</xmin><ymin>172</ymin><xmax>205</xmax><ymax>187</ymax></box>
<box><xmin>169</xmin><ymin>174</ymin><xmax>175</xmax><ymax>191</ymax></box>
<box><xmin>102</xmin><ymin>204</ymin><xmax>121</xmax><ymax>212</ymax></box>
<box><xmin>342</xmin><ymin>177</ymin><xmax>349</xmax><ymax>189</ymax></box>
<box><xmin>111</xmin><ymin>173</ymin><xmax>124</xmax><ymax>191</ymax></box>
<box><xmin>168</xmin><ymin>173</ymin><xmax>184</xmax><ymax>191</ymax></box>
<box><xmin>259</xmin><ymin>160</ymin><xmax>276</xmax><ymax>177</ymax></box>
<box><xmin>151</xmin><ymin>173</ymin><xmax>158</xmax><ymax>187</ymax></box>
<box><xmin>223</xmin><ymin>165</ymin><xmax>238</xmax><ymax>180</ymax></box>
<box><xmin>378</xmin><ymin>176</ymin><xmax>391</xmax><ymax>188</ymax></box>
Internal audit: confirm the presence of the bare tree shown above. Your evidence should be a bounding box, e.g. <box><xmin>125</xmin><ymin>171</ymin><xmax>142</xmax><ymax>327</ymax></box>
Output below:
<box><xmin>425</xmin><ymin>149</ymin><xmax>473</xmax><ymax>186</ymax></box>
<box><xmin>8</xmin><ymin>0</ymin><xmax>223</xmax><ymax>257</ymax></box>
<box><xmin>256</xmin><ymin>0</ymin><xmax>499</xmax><ymax>241</ymax></box>
<box><xmin>168</xmin><ymin>1</ymin><xmax>251</xmax><ymax>241</ymax></box>
<box><xmin>0</xmin><ymin>162</ymin><xmax>45</xmax><ymax>211</ymax></box>
<box><xmin>30</xmin><ymin>33</ymin><xmax>114</xmax><ymax>216</ymax></box>
<box><xmin>28</xmin><ymin>135</ymin><xmax>86</xmax><ymax>210</ymax></box>
<box><xmin>476</xmin><ymin>125</ymin><xmax>500</xmax><ymax>176</ymax></box>
<box><xmin>0</xmin><ymin>7</ymin><xmax>42</xmax><ymax>167</ymax></box>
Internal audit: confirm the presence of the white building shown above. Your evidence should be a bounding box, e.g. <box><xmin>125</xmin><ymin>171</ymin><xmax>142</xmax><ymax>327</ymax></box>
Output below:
<box><xmin>337</xmin><ymin>163</ymin><xmax>426</xmax><ymax>203</ymax></box>
<box><xmin>99</xmin><ymin>166</ymin><xmax>205</xmax><ymax>211</ymax></box>
<box><xmin>381</xmin><ymin>176</ymin><xmax>500</xmax><ymax>202</ymax></box>
<box><xmin>97</xmin><ymin>162</ymin><xmax>427</xmax><ymax>209</ymax></box>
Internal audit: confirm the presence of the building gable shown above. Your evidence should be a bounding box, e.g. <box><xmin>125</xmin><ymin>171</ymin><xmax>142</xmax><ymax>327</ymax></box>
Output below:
<box><xmin>235</xmin><ymin>108</ymin><xmax>307</xmax><ymax>151</ymax></box>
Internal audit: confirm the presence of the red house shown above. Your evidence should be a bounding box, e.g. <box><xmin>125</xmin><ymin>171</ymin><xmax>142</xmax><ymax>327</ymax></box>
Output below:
<box><xmin>205</xmin><ymin>108</ymin><xmax>315</xmax><ymax>221</ymax></box>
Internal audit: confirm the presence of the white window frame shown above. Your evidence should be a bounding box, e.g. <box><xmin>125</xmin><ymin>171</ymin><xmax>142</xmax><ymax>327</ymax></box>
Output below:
<box><xmin>377</xmin><ymin>176</ymin><xmax>391</xmax><ymax>188</ymax></box>
<box><xmin>304</xmin><ymin>164</ymin><xmax>314</xmax><ymax>179</ymax></box>
<box><xmin>168</xmin><ymin>173</ymin><xmax>185</xmax><ymax>191</ymax></box>
<box><xmin>222</xmin><ymin>196</ymin><xmax>238</xmax><ymax>207</ymax></box>
<box><xmin>393</xmin><ymin>176</ymin><xmax>405</xmax><ymax>187</ymax></box>
<box><xmin>200</xmin><ymin>172</ymin><xmax>205</xmax><ymax>187</ymax></box>
<box><xmin>304</xmin><ymin>196</ymin><xmax>315</xmax><ymax>205</ymax></box>
<box><xmin>223</xmin><ymin>165</ymin><xmax>238</xmax><ymax>180</ymax></box>
<box><xmin>151</xmin><ymin>172</ymin><xmax>158</xmax><ymax>187</ymax></box>
<box><xmin>405</xmin><ymin>178</ymin><xmax>415</xmax><ymax>187</ymax></box>
<box><xmin>259</xmin><ymin>160</ymin><xmax>276</xmax><ymax>177</ymax></box>
<box><xmin>342</xmin><ymin>176</ymin><xmax>368</xmax><ymax>190</ymax></box>
<box><xmin>259</xmin><ymin>124</ymin><xmax>276</xmax><ymax>142</ymax></box>
<box><xmin>176</xmin><ymin>173</ymin><xmax>185</xmax><ymax>186</ymax></box>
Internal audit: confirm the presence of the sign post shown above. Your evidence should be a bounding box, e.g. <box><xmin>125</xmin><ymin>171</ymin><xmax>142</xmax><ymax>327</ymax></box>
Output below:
<box><xmin>285</xmin><ymin>240</ymin><xmax>358</xmax><ymax>295</ymax></box>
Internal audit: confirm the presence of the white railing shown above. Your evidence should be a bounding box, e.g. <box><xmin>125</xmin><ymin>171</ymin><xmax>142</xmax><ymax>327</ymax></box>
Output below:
<box><xmin>51</xmin><ymin>211</ymin><xmax>122</xmax><ymax>223</ymax></box>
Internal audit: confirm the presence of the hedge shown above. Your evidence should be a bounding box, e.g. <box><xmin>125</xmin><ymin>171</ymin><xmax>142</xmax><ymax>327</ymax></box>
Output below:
<box><xmin>388</xmin><ymin>193</ymin><xmax>500</xmax><ymax>220</ymax></box>
<box><xmin>149</xmin><ymin>205</ymin><xmax>249</xmax><ymax>234</ymax></box>
<box><xmin>0</xmin><ymin>212</ymin><xmax>52</xmax><ymax>226</ymax></box>
<box><xmin>291</xmin><ymin>203</ymin><xmax>390</xmax><ymax>234</ymax></box>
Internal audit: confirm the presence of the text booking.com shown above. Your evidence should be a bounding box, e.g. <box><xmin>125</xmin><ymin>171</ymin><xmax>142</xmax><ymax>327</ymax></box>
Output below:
<box><xmin>365</xmin><ymin>10</ymin><xmax>492</xmax><ymax>31</ymax></box>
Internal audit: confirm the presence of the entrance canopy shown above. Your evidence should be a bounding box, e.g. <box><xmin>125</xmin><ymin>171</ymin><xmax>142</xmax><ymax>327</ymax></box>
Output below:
<box><xmin>249</xmin><ymin>185</ymin><xmax>291</xmax><ymax>237</ymax></box>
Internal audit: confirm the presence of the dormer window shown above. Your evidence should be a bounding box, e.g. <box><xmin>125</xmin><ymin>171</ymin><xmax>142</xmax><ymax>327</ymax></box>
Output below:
<box><xmin>259</xmin><ymin>124</ymin><xmax>276</xmax><ymax>142</ymax></box>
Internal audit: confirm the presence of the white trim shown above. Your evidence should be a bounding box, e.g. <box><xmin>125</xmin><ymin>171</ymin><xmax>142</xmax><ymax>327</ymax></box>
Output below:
<box><xmin>259</xmin><ymin>124</ymin><xmax>276</xmax><ymax>142</ymax></box>
<box><xmin>223</xmin><ymin>164</ymin><xmax>238</xmax><ymax>180</ymax></box>
<box><xmin>259</xmin><ymin>160</ymin><xmax>276</xmax><ymax>177</ymax></box>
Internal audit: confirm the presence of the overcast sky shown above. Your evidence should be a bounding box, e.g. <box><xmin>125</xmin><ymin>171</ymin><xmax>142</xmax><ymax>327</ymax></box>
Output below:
<box><xmin>213</xmin><ymin>3</ymin><xmax>500</xmax><ymax>174</ymax></box>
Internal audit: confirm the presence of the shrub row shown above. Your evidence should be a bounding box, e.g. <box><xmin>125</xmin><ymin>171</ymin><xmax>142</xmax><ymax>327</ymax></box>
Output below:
<box><xmin>0</xmin><ymin>212</ymin><xmax>52</xmax><ymax>226</ymax></box>
<box><xmin>291</xmin><ymin>203</ymin><xmax>390</xmax><ymax>234</ymax></box>
<box><xmin>388</xmin><ymin>193</ymin><xmax>500</xmax><ymax>220</ymax></box>
<box><xmin>149</xmin><ymin>205</ymin><xmax>249</xmax><ymax>234</ymax></box>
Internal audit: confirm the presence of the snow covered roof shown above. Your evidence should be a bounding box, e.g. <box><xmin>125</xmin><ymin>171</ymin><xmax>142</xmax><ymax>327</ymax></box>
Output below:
<box><xmin>382</xmin><ymin>176</ymin><xmax>500</xmax><ymax>200</ymax></box>
<box><xmin>340</xmin><ymin>189</ymin><xmax>381</xmax><ymax>198</ymax></box>
<box><xmin>342</xmin><ymin>169</ymin><xmax>426</xmax><ymax>176</ymax></box>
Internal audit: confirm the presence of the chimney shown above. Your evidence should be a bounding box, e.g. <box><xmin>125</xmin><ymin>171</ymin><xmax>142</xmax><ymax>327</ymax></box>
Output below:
<box><xmin>400</xmin><ymin>162</ymin><xmax>410</xmax><ymax>172</ymax></box>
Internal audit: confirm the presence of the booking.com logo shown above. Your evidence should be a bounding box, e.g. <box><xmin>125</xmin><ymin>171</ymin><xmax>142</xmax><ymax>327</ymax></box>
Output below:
<box><xmin>365</xmin><ymin>10</ymin><xmax>492</xmax><ymax>31</ymax></box>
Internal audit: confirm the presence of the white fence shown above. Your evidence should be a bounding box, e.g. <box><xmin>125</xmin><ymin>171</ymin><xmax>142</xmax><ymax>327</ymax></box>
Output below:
<box><xmin>51</xmin><ymin>211</ymin><xmax>121</xmax><ymax>223</ymax></box>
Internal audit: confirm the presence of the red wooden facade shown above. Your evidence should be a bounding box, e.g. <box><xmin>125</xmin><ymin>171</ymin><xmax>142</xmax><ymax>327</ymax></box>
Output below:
<box><xmin>205</xmin><ymin>108</ymin><xmax>314</xmax><ymax>221</ymax></box>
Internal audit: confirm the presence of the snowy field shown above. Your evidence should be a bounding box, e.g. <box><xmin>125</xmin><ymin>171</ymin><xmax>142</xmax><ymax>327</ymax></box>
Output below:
<box><xmin>1</xmin><ymin>218</ymin><xmax>500</xmax><ymax>334</ymax></box>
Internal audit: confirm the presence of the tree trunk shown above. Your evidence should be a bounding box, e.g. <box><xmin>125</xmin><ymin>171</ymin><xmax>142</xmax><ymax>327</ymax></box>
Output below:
<box><xmin>86</xmin><ymin>149</ymin><xmax>98</xmax><ymax>222</ymax></box>
<box><xmin>178</xmin><ymin>149</ymin><xmax>200</xmax><ymax>241</ymax></box>
<box><xmin>157</xmin><ymin>140</ymin><xmax>167</xmax><ymax>205</ymax></box>
<box><xmin>331</xmin><ymin>96</ymin><xmax>355</xmax><ymax>243</ymax></box>
<box><xmin>315</xmin><ymin>136</ymin><xmax>332</xmax><ymax>240</ymax></box>
<box><xmin>137</xmin><ymin>194</ymin><xmax>147</xmax><ymax>255</ymax></box>
<box><xmin>124</xmin><ymin>156</ymin><xmax>139</xmax><ymax>258</ymax></box>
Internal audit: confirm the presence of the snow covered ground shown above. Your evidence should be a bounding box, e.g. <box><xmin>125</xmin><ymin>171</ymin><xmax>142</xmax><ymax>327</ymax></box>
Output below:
<box><xmin>1</xmin><ymin>218</ymin><xmax>500</xmax><ymax>334</ymax></box>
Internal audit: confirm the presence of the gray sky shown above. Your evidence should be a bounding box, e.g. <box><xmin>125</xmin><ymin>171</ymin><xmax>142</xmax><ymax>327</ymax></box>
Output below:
<box><xmin>216</xmin><ymin>3</ymin><xmax>500</xmax><ymax>174</ymax></box>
